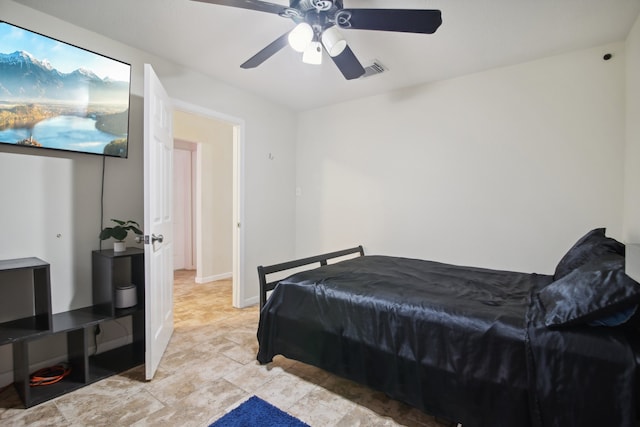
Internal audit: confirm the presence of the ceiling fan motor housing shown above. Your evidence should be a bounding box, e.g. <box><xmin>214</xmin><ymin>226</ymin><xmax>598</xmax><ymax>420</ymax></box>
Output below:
<box><xmin>193</xmin><ymin>0</ymin><xmax>442</xmax><ymax>80</ymax></box>
<box><xmin>284</xmin><ymin>0</ymin><xmax>346</xmax><ymax>32</ymax></box>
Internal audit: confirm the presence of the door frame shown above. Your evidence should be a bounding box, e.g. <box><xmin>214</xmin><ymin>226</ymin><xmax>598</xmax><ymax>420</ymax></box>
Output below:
<box><xmin>172</xmin><ymin>99</ymin><xmax>245</xmax><ymax>308</ymax></box>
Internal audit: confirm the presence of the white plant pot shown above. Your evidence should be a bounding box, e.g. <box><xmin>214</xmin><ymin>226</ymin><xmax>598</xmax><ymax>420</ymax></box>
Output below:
<box><xmin>113</xmin><ymin>241</ymin><xmax>126</xmax><ymax>252</ymax></box>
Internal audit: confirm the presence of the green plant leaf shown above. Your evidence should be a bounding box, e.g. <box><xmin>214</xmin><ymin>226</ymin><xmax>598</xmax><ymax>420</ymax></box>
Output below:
<box><xmin>111</xmin><ymin>228</ymin><xmax>128</xmax><ymax>241</ymax></box>
<box><xmin>99</xmin><ymin>228</ymin><xmax>113</xmax><ymax>240</ymax></box>
<box><xmin>101</xmin><ymin>219</ymin><xmax>143</xmax><ymax>241</ymax></box>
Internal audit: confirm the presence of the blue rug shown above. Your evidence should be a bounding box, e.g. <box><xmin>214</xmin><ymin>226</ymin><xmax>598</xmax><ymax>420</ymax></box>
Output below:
<box><xmin>209</xmin><ymin>396</ymin><xmax>310</xmax><ymax>427</ymax></box>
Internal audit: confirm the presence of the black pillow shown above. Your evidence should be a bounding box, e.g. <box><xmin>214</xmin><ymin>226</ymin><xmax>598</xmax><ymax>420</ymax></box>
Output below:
<box><xmin>553</xmin><ymin>228</ymin><xmax>624</xmax><ymax>280</ymax></box>
<box><xmin>539</xmin><ymin>254</ymin><xmax>640</xmax><ymax>327</ymax></box>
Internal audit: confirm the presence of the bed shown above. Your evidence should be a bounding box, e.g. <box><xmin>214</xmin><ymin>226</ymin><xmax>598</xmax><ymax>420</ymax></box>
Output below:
<box><xmin>256</xmin><ymin>229</ymin><xmax>640</xmax><ymax>427</ymax></box>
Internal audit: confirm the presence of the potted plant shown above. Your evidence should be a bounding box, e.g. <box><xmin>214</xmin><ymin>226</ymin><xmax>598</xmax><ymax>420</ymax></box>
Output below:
<box><xmin>99</xmin><ymin>219</ymin><xmax>143</xmax><ymax>252</ymax></box>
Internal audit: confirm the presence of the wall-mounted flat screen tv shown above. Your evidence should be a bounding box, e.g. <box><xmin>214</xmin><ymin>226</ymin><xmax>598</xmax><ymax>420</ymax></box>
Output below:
<box><xmin>0</xmin><ymin>21</ymin><xmax>131</xmax><ymax>158</ymax></box>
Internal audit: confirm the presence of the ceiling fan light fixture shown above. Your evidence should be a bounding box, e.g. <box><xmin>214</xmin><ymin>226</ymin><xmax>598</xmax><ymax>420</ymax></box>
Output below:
<box><xmin>302</xmin><ymin>41</ymin><xmax>323</xmax><ymax>65</ymax></box>
<box><xmin>321</xmin><ymin>26</ymin><xmax>347</xmax><ymax>57</ymax></box>
<box><xmin>288</xmin><ymin>22</ymin><xmax>313</xmax><ymax>52</ymax></box>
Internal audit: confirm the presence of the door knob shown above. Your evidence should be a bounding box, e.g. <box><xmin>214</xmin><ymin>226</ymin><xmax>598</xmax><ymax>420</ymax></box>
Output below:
<box><xmin>152</xmin><ymin>234</ymin><xmax>164</xmax><ymax>244</ymax></box>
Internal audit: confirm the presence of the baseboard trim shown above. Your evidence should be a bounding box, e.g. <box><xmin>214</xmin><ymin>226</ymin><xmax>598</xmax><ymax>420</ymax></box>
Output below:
<box><xmin>242</xmin><ymin>295</ymin><xmax>259</xmax><ymax>308</ymax></box>
<box><xmin>195</xmin><ymin>272</ymin><xmax>232</xmax><ymax>284</ymax></box>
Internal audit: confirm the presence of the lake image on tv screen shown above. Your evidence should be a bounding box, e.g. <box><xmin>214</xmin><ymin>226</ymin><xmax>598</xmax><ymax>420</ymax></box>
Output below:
<box><xmin>0</xmin><ymin>22</ymin><xmax>131</xmax><ymax>157</ymax></box>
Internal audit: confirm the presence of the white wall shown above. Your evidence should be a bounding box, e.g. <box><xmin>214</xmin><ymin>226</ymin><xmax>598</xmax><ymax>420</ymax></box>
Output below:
<box><xmin>159</xmin><ymin>71</ymin><xmax>298</xmax><ymax>295</ymax></box>
<box><xmin>624</xmin><ymin>14</ymin><xmax>640</xmax><ymax>243</ymax></box>
<box><xmin>0</xmin><ymin>0</ymin><xmax>297</xmax><ymax>303</ymax></box>
<box><xmin>0</xmin><ymin>0</ymin><xmax>296</xmax><ymax>385</ymax></box>
<box><xmin>296</xmin><ymin>42</ymin><xmax>626</xmax><ymax>274</ymax></box>
<box><xmin>173</xmin><ymin>110</ymin><xmax>233</xmax><ymax>282</ymax></box>
<box><xmin>0</xmin><ymin>73</ymin><xmax>145</xmax><ymax>315</ymax></box>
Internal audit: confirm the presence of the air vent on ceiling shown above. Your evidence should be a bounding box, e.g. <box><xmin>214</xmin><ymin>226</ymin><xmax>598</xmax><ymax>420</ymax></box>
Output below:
<box><xmin>361</xmin><ymin>60</ymin><xmax>387</xmax><ymax>78</ymax></box>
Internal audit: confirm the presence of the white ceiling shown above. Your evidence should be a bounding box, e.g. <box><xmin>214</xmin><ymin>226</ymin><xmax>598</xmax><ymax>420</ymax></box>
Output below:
<box><xmin>12</xmin><ymin>0</ymin><xmax>640</xmax><ymax>111</ymax></box>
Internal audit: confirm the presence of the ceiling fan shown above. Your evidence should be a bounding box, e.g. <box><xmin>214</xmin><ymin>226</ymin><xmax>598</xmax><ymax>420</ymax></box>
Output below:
<box><xmin>191</xmin><ymin>0</ymin><xmax>442</xmax><ymax>80</ymax></box>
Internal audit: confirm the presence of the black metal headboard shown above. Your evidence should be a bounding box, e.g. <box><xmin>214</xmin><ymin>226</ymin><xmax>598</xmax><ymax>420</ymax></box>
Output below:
<box><xmin>257</xmin><ymin>245</ymin><xmax>364</xmax><ymax>309</ymax></box>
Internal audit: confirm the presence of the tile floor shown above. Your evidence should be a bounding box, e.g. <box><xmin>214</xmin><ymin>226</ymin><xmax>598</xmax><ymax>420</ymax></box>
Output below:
<box><xmin>0</xmin><ymin>270</ymin><xmax>452</xmax><ymax>426</ymax></box>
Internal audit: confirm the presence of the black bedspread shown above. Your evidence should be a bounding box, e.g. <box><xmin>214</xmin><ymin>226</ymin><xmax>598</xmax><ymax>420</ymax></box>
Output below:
<box><xmin>256</xmin><ymin>255</ymin><xmax>638</xmax><ymax>427</ymax></box>
<box><xmin>526</xmin><ymin>290</ymin><xmax>638</xmax><ymax>427</ymax></box>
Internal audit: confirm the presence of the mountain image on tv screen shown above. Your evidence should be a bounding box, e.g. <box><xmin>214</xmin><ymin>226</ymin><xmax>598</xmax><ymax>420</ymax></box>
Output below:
<box><xmin>0</xmin><ymin>21</ymin><xmax>131</xmax><ymax>158</ymax></box>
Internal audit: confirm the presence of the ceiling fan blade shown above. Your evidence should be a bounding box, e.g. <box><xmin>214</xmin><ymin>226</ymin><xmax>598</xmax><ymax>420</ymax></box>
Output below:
<box><xmin>190</xmin><ymin>0</ymin><xmax>287</xmax><ymax>15</ymax></box>
<box><xmin>240</xmin><ymin>32</ymin><xmax>290</xmax><ymax>69</ymax></box>
<box><xmin>340</xmin><ymin>9</ymin><xmax>442</xmax><ymax>34</ymax></box>
<box><xmin>331</xmin><ymin>46</ymin><xmax>365</xmax><ymax>80</ymax></box>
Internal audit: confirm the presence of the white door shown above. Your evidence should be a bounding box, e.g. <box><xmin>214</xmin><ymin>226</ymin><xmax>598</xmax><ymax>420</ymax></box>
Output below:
<box><xmin>144</xmin><ymin>64</ymin><xmax>174</xmax><ymax>380</ymax></box>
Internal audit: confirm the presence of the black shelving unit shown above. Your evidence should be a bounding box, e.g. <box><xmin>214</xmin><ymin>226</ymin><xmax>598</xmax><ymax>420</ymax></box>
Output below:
<box><xmin>90</xmin><ymin>249</ymin><xmax>145</xmax><ymax>383</ymax></box>
<box><xmin>0</xmin><ymin>251</ymin><xmax>145</xmax><ymax>408</ymax></box>
<box><xmin>92</xmin><ymin>248</ymin><xmax>145</xmax><ymax>317</ymax></box>
<box><xmin>12</xmin><ymin>327</ymin><xmax>88</xmax><ymax>407</ymax></box>
<box><xmin>0</xmin><ymin>258</ymin><xmax>52</xmax><ymax>344</ymax></box>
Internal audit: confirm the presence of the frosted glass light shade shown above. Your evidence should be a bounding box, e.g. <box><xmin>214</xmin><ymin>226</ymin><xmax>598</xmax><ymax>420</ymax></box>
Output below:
<box><xmin>288</xmin><ymin>23</ymin><xmax>313</xmax><ymax>52</ymax></box>
<box><xmin>302</xmin><ymin>41</ymin><xmax>323</xmax><ymax>65</ymax></box>
<box><xmin>321</xmin><ymin>26</ymin><xmax>347</xmax><ymax>57</ymax></box>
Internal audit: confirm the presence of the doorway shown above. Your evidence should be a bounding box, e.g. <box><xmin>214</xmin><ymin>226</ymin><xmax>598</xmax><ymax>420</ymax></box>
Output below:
<box><xmin>172</xmin><ymin>100</ymin><xmax>245</xmax><ymax>308</ymax></box>
<box><xmin>173</xmin><ymin>140</ymin><xmax>197</xmax><ymax>271</ymax></box>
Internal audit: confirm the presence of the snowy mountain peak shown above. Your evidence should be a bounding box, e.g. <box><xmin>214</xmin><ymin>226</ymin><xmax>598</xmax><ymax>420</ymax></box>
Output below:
<box><xmin>74</xmin><ymin>67</ymin><xmax>99</xmax><ymax>79</ymax></box>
